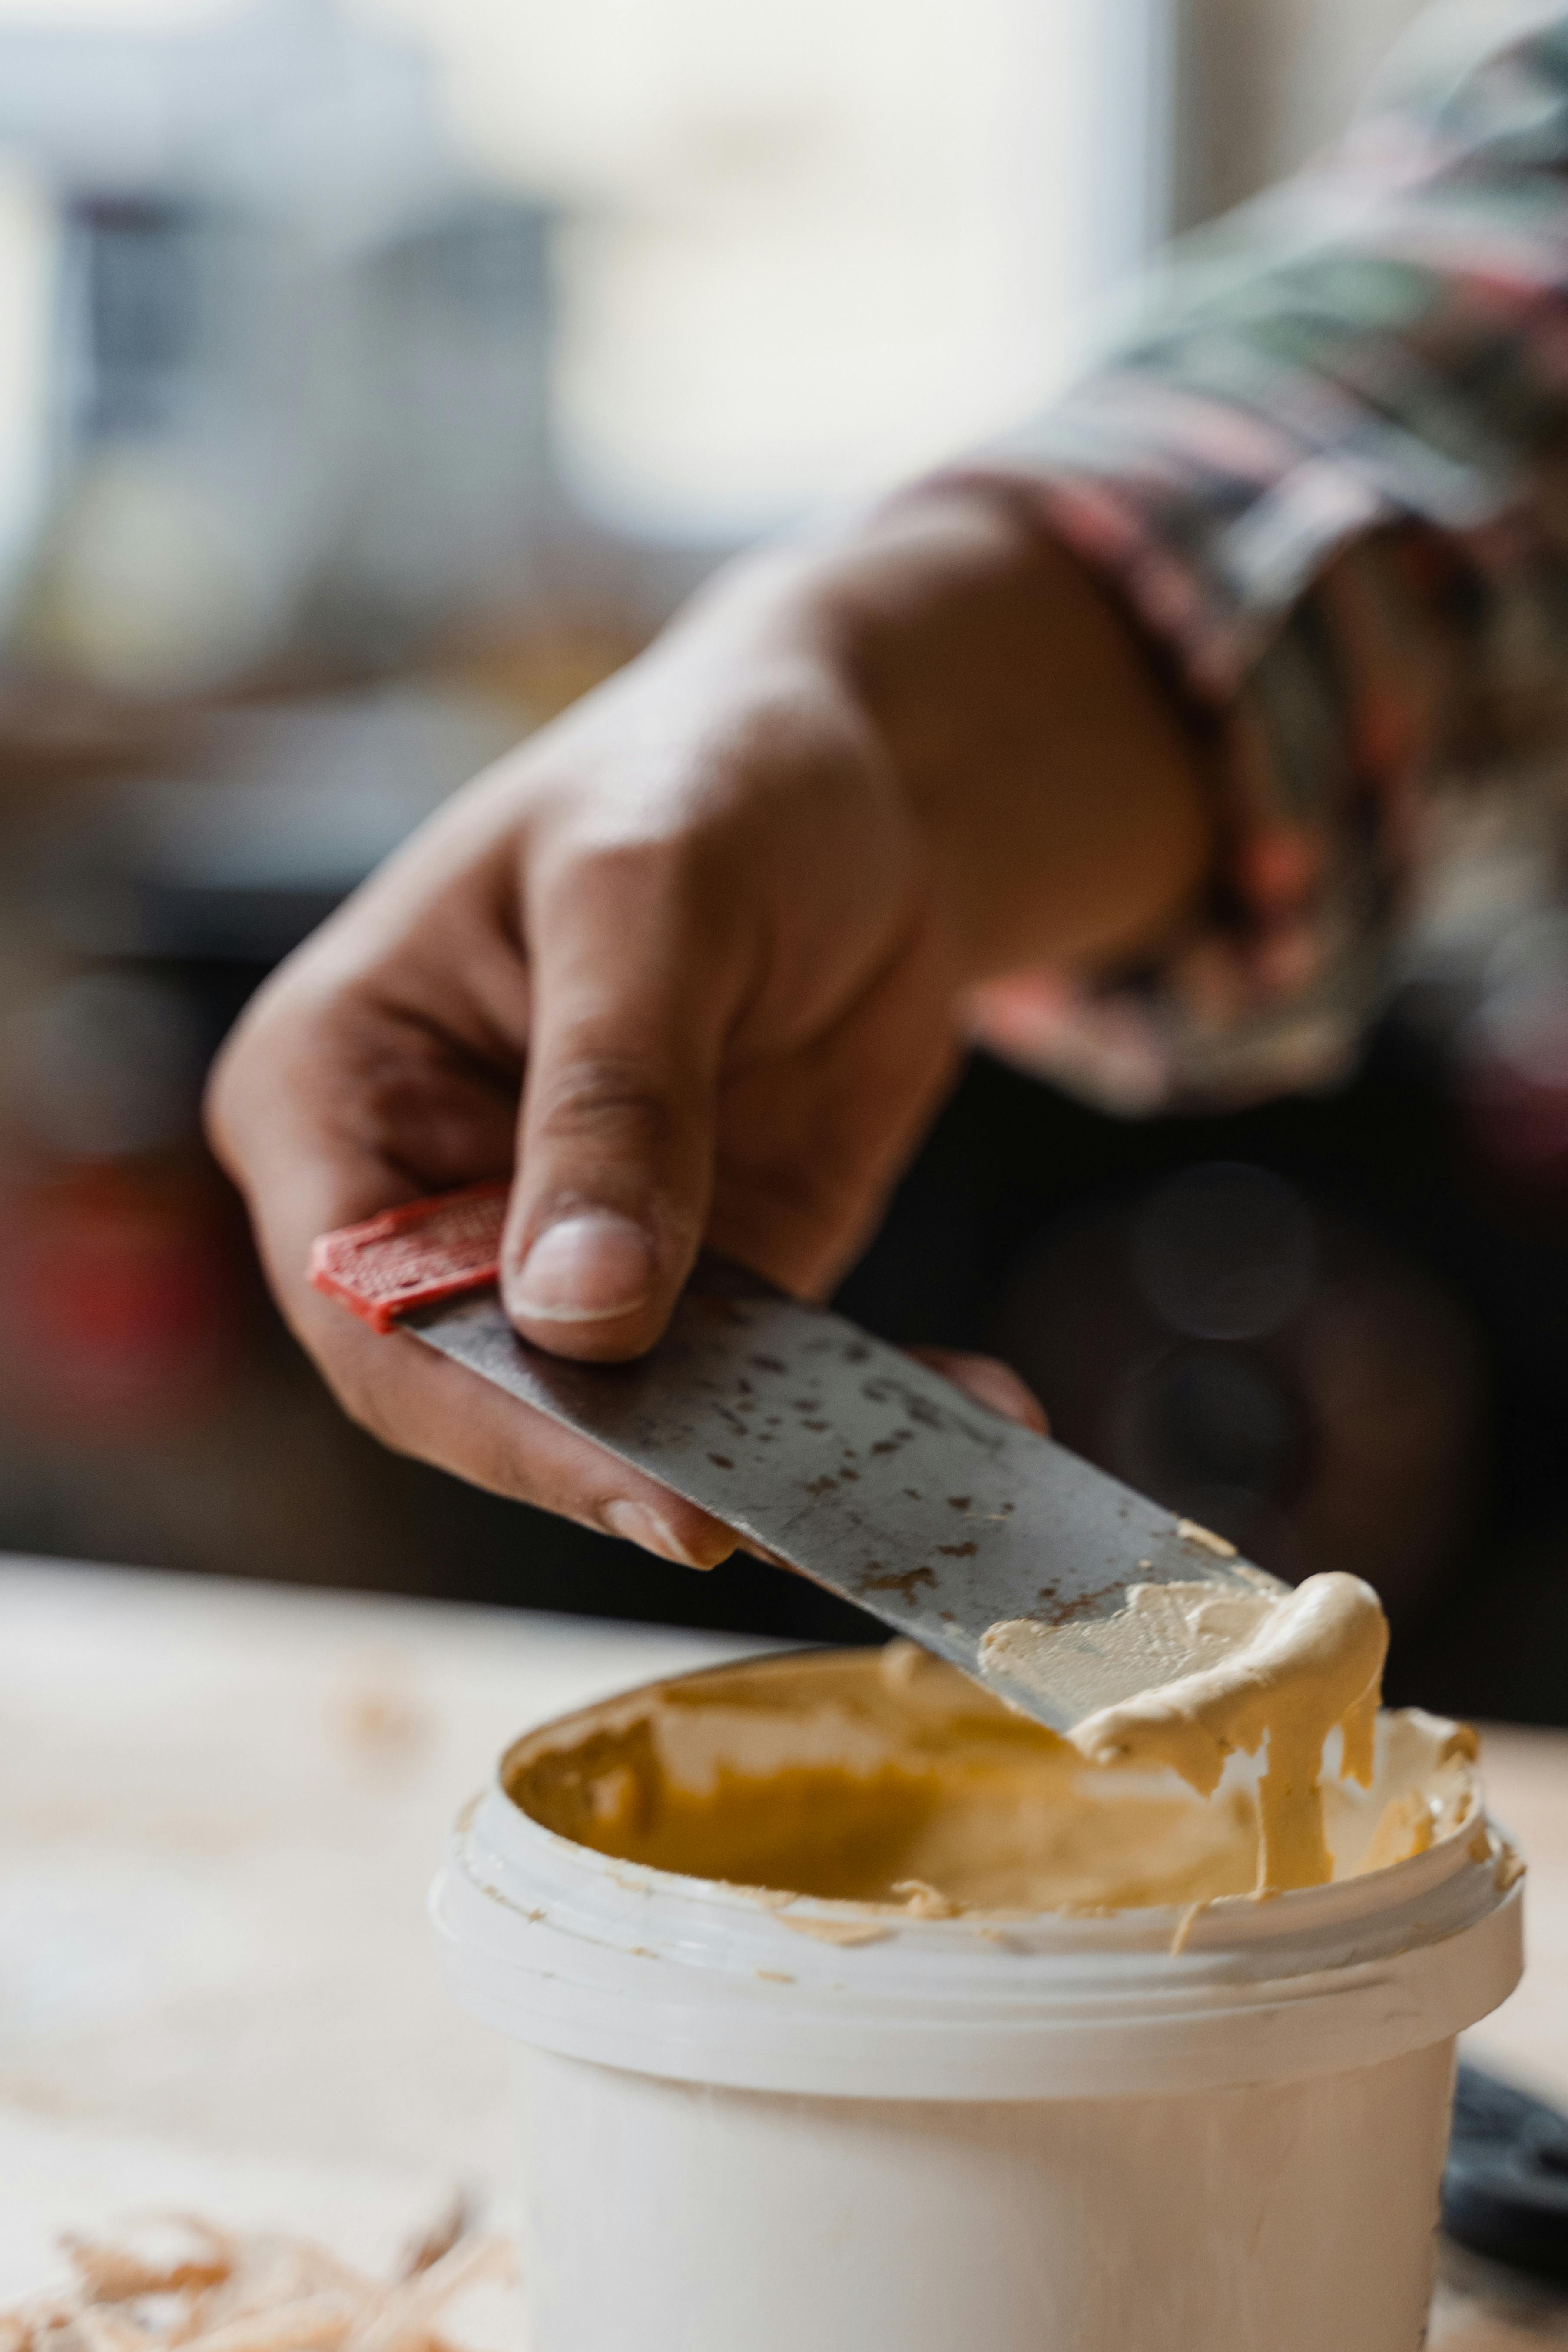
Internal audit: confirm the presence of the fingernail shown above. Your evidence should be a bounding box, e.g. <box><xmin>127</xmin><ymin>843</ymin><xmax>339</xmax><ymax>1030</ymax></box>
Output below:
<box><xmin>508</xmin><ymin>1211</ymin><xmax>653</xmax><ymax>1324</ymax></box>
<box><xmin>603</xmin><ymin>1499</ymin><xmax>712</xmax><ymax>1568</ymax></box>
<box><xmin>956</xmin><ymin>1359</ymin><xmax>1049</xmax><ymax>1432</ymax></box>
<box><xmin>976</xmin><ymin>1367</ymin><xmax>1046</xmax><ymax>1429</ymax></box>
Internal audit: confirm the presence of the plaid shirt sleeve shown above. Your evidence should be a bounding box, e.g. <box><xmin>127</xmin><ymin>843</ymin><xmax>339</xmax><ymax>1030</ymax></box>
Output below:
<box><xmin>957</xmin><ymin>1</ymin><xmax>1568</xmax><ymax>1112</ymax></box>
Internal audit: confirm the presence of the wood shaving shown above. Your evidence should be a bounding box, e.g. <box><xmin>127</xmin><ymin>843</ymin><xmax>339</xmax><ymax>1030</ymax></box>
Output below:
<box><xmin>183</xmin><ymin>2289</ymin><xmax>356</xmax><ymax>2352</ymax></box>
<box><xmin>2</xmin><ymin>2220</ymin><xmax>512</xmax><ymax>2352</ymax></box>
<box><xmin>891</xmin><ymin>1879</ymin><xmax>961</xmax><ymax>1921</ymax></box>
<box><xmin>76</xmin><ymin>2313</ymin><xmax>152</xmax><ymax>2352</ymax></box>
<box><xmin>774</xmin><ymin>1912</ymin><xmax>889</xmax><ymax>1947</ymax></box>
<box><xmin>399</xmin><ymin>2205</ymin><xmax>471</xmax><ymax>2284</ymax></box>
<box><xmin>1169</xmin><ymin>1900</ymin><xmax>1206</xmax><ymax>1956</ymax></box>
<box><xmin>64</xmin><ymin>2221</ymin><xmax>232</xmax><ymax>2305</ymax></box>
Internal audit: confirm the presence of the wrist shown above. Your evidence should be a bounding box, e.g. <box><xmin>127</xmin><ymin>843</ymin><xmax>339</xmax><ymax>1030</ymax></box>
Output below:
<box><xmin>777</xmin><ymin>471</ymin><xmax>1215</xmax><ymax>980</ymax></box>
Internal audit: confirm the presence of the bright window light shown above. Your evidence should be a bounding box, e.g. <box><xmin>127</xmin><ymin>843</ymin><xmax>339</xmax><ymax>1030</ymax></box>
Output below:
<box><xmin>0</xmin><ymin>158</ymin><xmax>53</xmax><ymax>604</ymax></box>
<box><xmin>0</xmin><ymin>0</ymin><xmax>1169</xmax><ymax>551</ymax></box>
<box><xmin>365</xmin><ymin>0</ymin><xmax>1170</xmax><ymax>540</ymax></box>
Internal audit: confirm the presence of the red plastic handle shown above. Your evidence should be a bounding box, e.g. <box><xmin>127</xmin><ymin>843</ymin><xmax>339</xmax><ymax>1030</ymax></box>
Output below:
<box><xmin>308</xmin><ymin>1180</ymin><xmax>508</xmax><ymax>1333</ymax></box>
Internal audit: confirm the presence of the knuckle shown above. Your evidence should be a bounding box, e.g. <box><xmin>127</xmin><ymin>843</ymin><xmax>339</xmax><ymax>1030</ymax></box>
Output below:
<box><xmin>203</xmin><ymin>1000</ymin><xmax>286</xmax><ymax>1165</ymax></box>
<box><xmin>348</xmin><ymin>1025</ymin><xmax>511</xmax><ymax>1162</ymax></box>
<box><xmin>532</xmin><ymin>1051</ymin><xmax>682</xmax><ymax>1148</ymax></box>
<box><xmin>550</xmin><ymin>830</ymin><xmax>680</xmax><ymax>910</ymax></box>
<box><xmin>321</xmin><ymin>1362</ymin><xmax>401</xmax><ymax>1454</ymax></box>
<box><xmin>307</xmin><ymin>1331</ymin><xmax>404</xmax><ymax>1453</ymax></box>
<box><xmin>201</xmin><ymin>1053</ymin><xmax>243</xmax><ymax>1170</ymax></box>
<box><xmin>564</xmin><ymin>826</ymin><xmax>737</xmax><ymax>932</ymax></box>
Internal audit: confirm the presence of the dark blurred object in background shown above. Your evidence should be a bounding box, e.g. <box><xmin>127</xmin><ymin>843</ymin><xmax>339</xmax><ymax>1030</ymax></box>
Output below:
<box><xmin>989</xmin><ymin>1163</ymin><xmax>1481</xmax><ymax>1617</ymax></box>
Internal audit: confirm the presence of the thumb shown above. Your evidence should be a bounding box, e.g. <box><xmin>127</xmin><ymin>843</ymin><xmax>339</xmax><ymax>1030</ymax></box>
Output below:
<box><xmin>501</xmin><ymin>855</ymin><xmax>732</xmax><ymax>1360</ymax></box>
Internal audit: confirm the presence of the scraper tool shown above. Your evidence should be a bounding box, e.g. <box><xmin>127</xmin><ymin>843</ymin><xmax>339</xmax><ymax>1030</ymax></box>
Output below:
<box><xmin>311</xmin><ymin>1181</ymin><xmax>1286</xmax><ymax>1734</ymax></box>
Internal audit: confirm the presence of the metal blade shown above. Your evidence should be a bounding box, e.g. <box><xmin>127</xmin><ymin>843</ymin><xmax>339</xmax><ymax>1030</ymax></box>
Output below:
<box><xmin>404</xmin><ymin>1256</ymin><xmax>1285</xmax><ymax>1732</ymax></box>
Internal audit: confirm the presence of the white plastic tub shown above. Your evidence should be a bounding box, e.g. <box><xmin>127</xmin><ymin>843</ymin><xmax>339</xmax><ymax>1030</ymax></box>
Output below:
<box><xmin>432</xmin><ymin>1659</ymin><xmax>1523</xmax><ymax>2352</ymax></box>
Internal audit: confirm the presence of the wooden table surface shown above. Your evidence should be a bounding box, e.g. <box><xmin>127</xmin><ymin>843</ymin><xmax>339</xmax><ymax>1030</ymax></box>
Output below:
<box><xmin>0</xmin><ymin>1555</ymin><xmax>1563</xmax><ymax>2347</ymax></box>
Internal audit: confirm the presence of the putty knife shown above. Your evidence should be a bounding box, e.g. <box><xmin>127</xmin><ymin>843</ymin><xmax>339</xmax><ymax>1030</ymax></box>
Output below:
<box><xmin>311</xmin><ymin>1181</ymin><xmax>1286</xmax><ymax>1734</ymax></box>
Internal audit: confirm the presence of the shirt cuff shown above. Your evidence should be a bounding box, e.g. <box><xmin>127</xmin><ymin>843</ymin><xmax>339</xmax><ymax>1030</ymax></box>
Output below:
<box><xmin>938</xmin><ymin>431</ymin><xmax>1463</xmax><ymax>1112</ymax></box>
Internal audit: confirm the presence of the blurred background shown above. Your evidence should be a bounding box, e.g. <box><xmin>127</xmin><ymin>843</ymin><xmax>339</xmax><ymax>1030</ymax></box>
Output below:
<box><xmin>0</xmin><ymin>0</ymin><xmax>1561</xmax><ymax>1722</ymax></box>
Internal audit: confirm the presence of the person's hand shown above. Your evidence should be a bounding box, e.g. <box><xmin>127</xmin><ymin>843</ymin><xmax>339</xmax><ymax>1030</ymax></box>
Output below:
<box><xmin>207</xmin><ymin>478</ymin><xmax>1208</xmax><ymax>1565</ymax></box>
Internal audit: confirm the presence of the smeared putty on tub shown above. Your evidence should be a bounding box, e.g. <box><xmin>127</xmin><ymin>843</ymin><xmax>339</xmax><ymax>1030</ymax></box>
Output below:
<box><xmin>981</xmin><ymin>1573</ymin><xmax>1387</xmax><ymax>1893</ymax></box>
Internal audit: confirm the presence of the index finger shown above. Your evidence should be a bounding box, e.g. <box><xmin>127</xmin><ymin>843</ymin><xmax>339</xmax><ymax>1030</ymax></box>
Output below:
<box><xmin>207</xmin><ymin>995</ymin><xmax>741</xmax><ymax>1569</ymax></box>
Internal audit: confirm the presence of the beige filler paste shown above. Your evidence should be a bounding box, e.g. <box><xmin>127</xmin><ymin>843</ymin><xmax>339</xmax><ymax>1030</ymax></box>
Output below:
<box><xmin>980</xmin><ymin>1572</ymin><xmax>1389</xmax><ymax>1893</ymax></box>
<box><xmin>506</xmin><ymin>1609</ymin><xmax>1478</xmax><ymax>1919</ymax></box>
